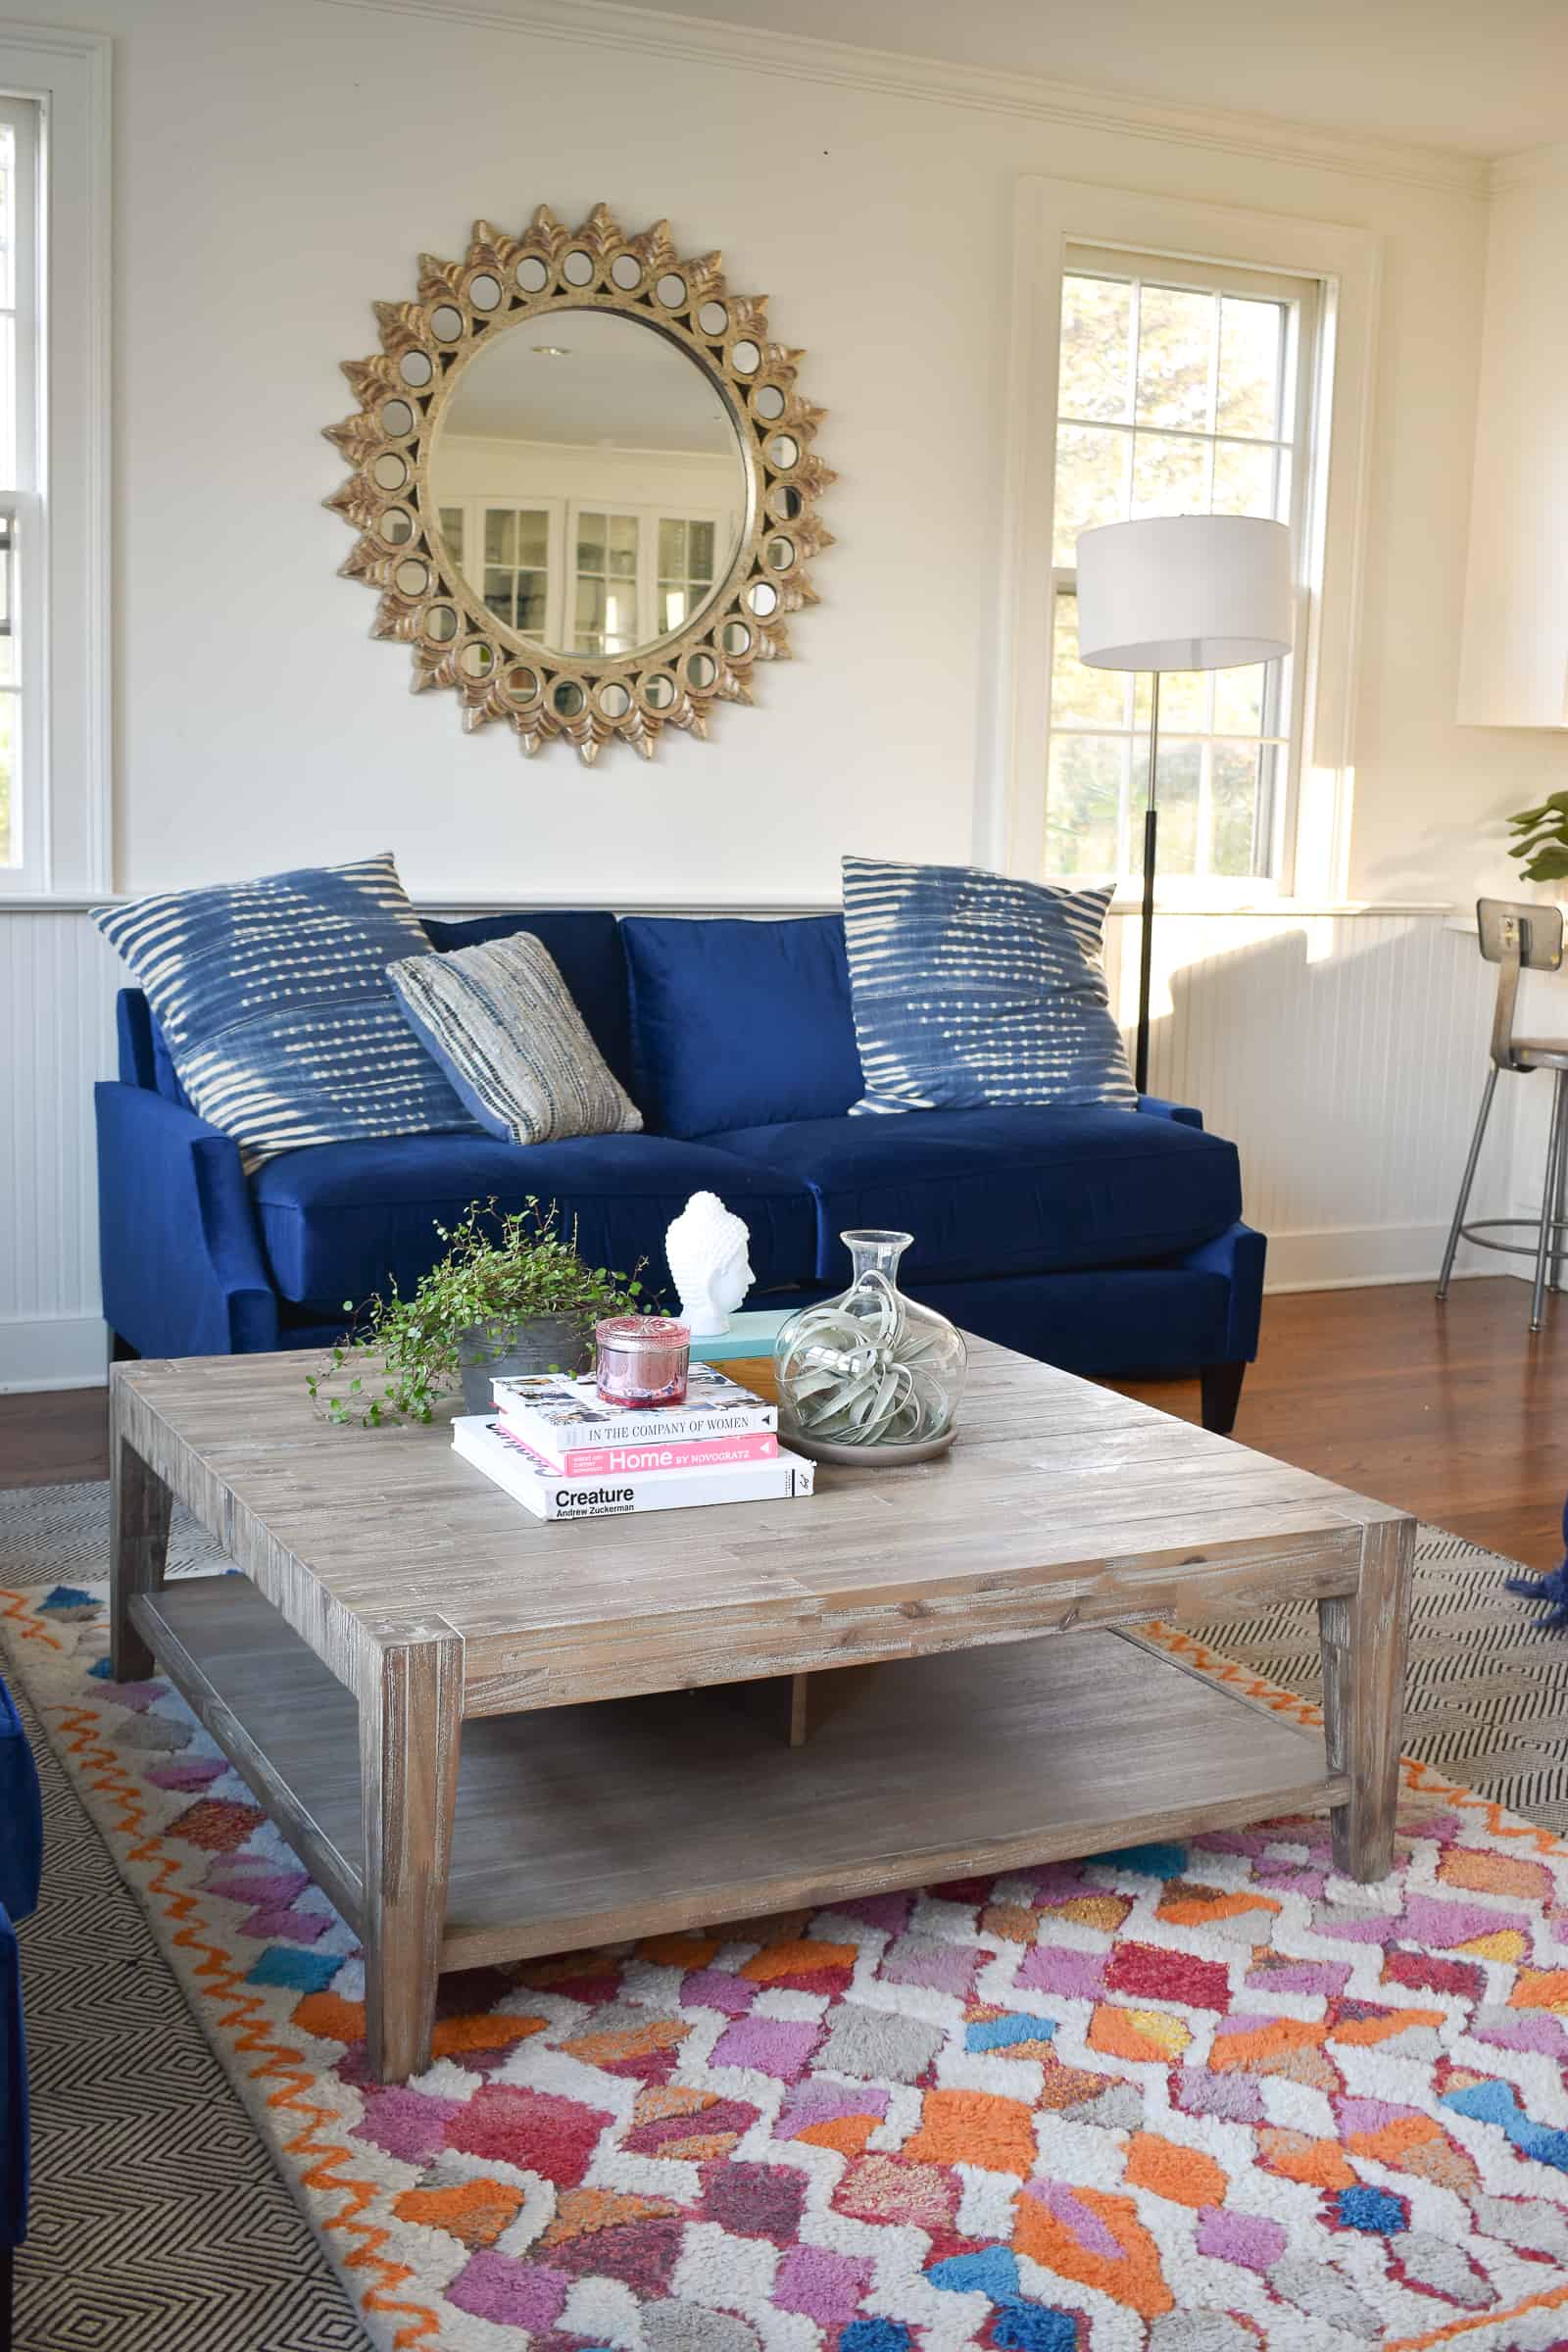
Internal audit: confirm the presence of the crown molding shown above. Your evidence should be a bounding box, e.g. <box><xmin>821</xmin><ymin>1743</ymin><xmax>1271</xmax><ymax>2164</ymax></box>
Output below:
<box><xmin>0</xmin><ymin>19</ymin><xmax>113</xmax><ymax>65</ymax></box>
<box><xmin>1487</xmin><ymin>141</ymin><xmax>1568</xmax><ymax>196</ymax></box>
<box><xmin>317</xmin><ymin>0</ymin><xmax>1486</xmax><ymax>200</ymax></box>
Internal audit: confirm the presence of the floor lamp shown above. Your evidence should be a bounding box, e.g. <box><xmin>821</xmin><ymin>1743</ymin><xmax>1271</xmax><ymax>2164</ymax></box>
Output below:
<box><xmin>1074</xmin><ymin>514</ymin><xmax>1295</xmax><ymax>1096</ymax></box>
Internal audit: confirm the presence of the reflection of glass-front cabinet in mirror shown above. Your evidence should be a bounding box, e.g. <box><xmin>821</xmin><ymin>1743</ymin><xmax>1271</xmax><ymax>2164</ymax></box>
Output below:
<box><xmin>440</xmin><ymin>495</ymin><xmax>737</xmax><ymax>656</ymax></box>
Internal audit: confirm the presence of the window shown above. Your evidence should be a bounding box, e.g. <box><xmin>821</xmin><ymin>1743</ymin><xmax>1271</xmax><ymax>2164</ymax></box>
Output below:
<box><xmin>1046</xmin><ymin>247</ymin><xmax>1318</xmax><ymax>890</ymax></box>
<box><xmin>0</xmin><ymin>96</ymin><xmax>37</xmax><ymax>878</ymax></box>
<box><xmin>0</xmin><ymin>28</ymin><xmax>110</xmax><ymax>900</ymax></box>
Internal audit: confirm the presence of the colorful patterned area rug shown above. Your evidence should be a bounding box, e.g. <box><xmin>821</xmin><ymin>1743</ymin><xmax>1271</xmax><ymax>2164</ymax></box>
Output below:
<box><xmin>5</xmin><ymin>1560</ymin><xmax>1568</xmax><ymax>2352</ymax></box>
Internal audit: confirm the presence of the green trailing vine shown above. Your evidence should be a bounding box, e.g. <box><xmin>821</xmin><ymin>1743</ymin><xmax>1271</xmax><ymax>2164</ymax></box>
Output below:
<box><xmin>1507</xmin><ymin>792</ymin><xmax>1568</xmax><ymax>884</ymax></box>
<box><xmin>307</xmin><ymin>1197</ymin><xmax>645</xmax><ymax>1427</ymax></box>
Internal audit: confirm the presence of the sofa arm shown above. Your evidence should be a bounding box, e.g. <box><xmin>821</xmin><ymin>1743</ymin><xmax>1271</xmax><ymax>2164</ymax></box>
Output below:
<box><xmin>1136</xmin><ymin>1095</ymin><xmax>1204</xmax><ymax>1130</ymax></box>
<box><xmin>1185</xmin><ymin>1219</ymin><xmax>1268</xmax><ymax>1363</ymax></box>
<box><xmin>94</xmin><ymin>1082</ymin><xmax>279</xmax><ymax>1357</ymax></box>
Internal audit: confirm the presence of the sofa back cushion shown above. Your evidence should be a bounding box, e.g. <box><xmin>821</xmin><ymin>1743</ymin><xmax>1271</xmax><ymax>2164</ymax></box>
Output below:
<box><xmin>621</xmin><ymin>914</ymin><xmax>864</xmax><ymax>1140</ymax></box>
<box><xmin>423</xmin><ymin>910</ymin><xmax>635</xmax><ymax>1097</ymax></box>
<box><xmin>94</xmin><ymin>853</ymin><xmax>480</xmax><ymax>1166</ymax></box>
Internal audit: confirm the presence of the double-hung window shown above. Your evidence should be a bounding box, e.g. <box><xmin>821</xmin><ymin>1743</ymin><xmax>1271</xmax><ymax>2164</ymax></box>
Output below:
<box><xmin>0</xmin><ymin>28</ymin><xmax>110</xmax><ymax>900</ymax></box>
<box><xmin>1046</xmin><ymin>245</ymin><xmax>1319</xmax><ymax>892</ymax></box>
<box><xmin>0</xmin><ymin>93</ymin><xmax>38</xmax><ymax>880</ymax></box>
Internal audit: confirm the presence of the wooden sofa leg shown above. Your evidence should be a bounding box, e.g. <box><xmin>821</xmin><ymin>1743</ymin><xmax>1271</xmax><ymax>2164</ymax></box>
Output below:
<box><xmin>1200</xmin><ymin>1360</ymin><xmax>1247</xmax><ymax>1435</ymax></box>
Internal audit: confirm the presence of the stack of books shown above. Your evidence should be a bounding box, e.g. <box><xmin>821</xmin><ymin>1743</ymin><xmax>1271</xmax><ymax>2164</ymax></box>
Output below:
<box><xmin>452</xmin><ymin>1363</ymin><xmax>815</xmax><ymax>1521</ymax></box>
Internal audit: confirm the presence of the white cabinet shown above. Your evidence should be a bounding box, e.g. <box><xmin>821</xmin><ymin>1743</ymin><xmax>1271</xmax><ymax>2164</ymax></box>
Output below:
<box><xmin>1458</xmin><ymin>148</ymin><xmax>1568</xmax><ymax>729</ymax></box>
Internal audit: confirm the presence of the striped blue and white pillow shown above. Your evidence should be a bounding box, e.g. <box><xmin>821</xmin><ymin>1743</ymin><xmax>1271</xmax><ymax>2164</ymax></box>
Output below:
<box><xmin>93</xmin><ymin>853</ymin><xmax>481</xmax><ymax>1166</ymax></box>
<box><xmin>842</xmin><ymin>856</ymin><xmax>1136</xmax><ymax>1116</ymax></box>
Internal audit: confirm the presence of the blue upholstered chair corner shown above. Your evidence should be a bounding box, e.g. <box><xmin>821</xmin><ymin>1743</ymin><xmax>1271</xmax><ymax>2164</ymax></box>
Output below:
<box><xmin>0</xmin><ymin>1670</ymin><xmax>42</xmax><ymax>2341</ymax></box>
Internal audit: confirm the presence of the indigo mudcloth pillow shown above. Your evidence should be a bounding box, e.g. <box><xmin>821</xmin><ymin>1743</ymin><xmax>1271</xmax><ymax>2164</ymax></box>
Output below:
<box><xmin>93</xmin><ymin>853</ymin><xmax>479</xmax><ymax>1166</ymax></box>
<box><xmin>621</xmin><ymin>914</ymin><xmax>864</xmax><ymax>1139</ymax></box>
<box><xmin>388</xmin><ymin>932</ymin><xmax>642</xmax><ymax>1148</ymax></box>
<box><xmin>842</xmin><ymin>855</ymin><xmax>1136</xmax><ymax>1115</ymax></box>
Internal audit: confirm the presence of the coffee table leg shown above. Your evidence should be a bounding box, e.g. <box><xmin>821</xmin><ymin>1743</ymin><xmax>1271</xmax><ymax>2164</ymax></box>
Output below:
<box><xmin>359</xmin><ymin>1622</ymin><xmax>464</xmax><ymax>2083</ymax></box>
<box><xmin>1318</xmin><ymin>1515</ymin><xmax>1414</xmax><ymax>1882</ymax></box>
<box><xmin>110</xmin><ymin>1387</ymin><xmax>172</xmax><ymax>1683</ymax></box>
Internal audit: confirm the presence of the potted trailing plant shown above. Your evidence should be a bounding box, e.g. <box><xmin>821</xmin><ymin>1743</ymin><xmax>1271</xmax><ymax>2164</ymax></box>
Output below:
<box><xmin>308</xmin><ymin>1197</ymin><xmax>645</xmax><ymax>1426</ymax></box>
<box><xmin>1507</xmin><ymin>792</ymin><xmax>1568</xmax><ymax>884</ymax></box>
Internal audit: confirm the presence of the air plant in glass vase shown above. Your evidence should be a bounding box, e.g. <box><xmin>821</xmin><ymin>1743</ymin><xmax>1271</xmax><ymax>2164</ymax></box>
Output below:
<box><xmin>307</xmin><ymin>1197</ymin><xmax>644</xmax><ymax>1427</ymax></box>
<box><xmin>773</xmin><ymin>1229</ymin><xmax>966</xmax><ymax>1464</ymax></box>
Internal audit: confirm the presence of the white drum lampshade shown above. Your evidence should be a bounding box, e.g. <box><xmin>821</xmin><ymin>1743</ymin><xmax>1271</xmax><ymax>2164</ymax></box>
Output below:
<box><xmin>1075</xmin><ymin>514</ymin><xmax>1294</xmax><ymax>674</ymax></box>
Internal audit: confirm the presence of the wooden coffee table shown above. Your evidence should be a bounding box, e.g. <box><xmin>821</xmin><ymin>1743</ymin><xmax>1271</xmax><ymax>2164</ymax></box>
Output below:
<box><xmin>109</xmin><ymin>1340</ymin><xmax>1413</xmax><ymax>2083</ymax></box>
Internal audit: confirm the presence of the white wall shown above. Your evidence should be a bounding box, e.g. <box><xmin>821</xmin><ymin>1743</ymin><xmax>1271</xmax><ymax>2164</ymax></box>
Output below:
<box><xmin>58</xmin><ymin>0</ymin><xmax>1544</xmax><ymax>906</ymax></box>
<box><xmin>0</xmin><ymin>0</ymin><xmax>1549</xmax><ymax>1382</ymax></box>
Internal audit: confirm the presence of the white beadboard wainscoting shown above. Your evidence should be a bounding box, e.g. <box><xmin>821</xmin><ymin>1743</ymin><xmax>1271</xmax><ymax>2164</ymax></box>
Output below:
<box><xmin>1104</xmin><ymin>905</ymin><xmax>1507</xmax><ymax>1293</ymax></box>
<box><xmin>2</xmin><ymin>911</ymin><xmax>124</xmax><ymax>1390</ymax></box>
<box><xmin>0</xmin><ymin>902</ymin><xmax>1511</xmax><ymax>1390</ymax></box>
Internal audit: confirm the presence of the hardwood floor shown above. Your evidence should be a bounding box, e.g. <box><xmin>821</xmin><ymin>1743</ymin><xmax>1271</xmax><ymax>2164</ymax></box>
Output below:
<box><xmin>0</xmin><ymin>1382</ymin><xmax>108</xmax><ymax>1489</ymax></box>
<box><xmin>1117</xmin><ymin>1274</ymin><xmax>1568</xmax><ymax>1573</ymax></box>
<box><xmin>1</xmin><ymin>1276</ymin><xmax>1564</xmax><ymax>1570</ymax></box>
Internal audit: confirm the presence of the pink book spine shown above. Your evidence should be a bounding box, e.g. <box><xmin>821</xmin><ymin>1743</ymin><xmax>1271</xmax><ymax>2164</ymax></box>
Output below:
<box><xmin>494</xmin><ymin>1421</ymin><xmax>780</xmax><ymax>1478</ymax></box>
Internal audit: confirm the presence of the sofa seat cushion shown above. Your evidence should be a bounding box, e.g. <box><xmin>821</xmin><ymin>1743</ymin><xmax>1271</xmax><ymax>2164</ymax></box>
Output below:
<box><xmin>250</xmin><ymin>1132</ymin><xmax>818</xmax><ymax>1311</ymax></box>
<box><xmin>704</xmin><ymin>1106</ymin><xmax>1242</xmax><ymax>1284</ymax></box>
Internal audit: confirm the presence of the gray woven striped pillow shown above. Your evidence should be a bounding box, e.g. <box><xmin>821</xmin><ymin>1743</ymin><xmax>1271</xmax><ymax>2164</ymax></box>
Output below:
<box><xmin>388</xmin><ymin>933</ymin><xmax>642</xmax><ymax>1147</ymax></box>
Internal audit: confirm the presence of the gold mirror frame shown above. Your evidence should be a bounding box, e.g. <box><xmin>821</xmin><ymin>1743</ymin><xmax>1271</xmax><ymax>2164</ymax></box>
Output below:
<box><xmin>324</xmin><ymin>204</ymin><xmax>835</xmax><ymax>762</ymax></box>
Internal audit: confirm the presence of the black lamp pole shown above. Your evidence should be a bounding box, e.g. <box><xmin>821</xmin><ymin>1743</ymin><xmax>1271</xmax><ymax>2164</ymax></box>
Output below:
<box><xmin>1134</xmin><ymin>666</ymin><xmax>1161</xmax><ymax>1098</ymax></box>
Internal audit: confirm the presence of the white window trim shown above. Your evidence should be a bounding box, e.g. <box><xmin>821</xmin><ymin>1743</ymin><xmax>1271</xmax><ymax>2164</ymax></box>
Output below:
<box><xmin>988</xmin><ymin>176</ymin><xmax>1379</xmax><ymax>906</ymax></box>
<box><xmin>0</xmin><ymin>22</ymin><xmax>110</xmax><ymax>902</ymax></box>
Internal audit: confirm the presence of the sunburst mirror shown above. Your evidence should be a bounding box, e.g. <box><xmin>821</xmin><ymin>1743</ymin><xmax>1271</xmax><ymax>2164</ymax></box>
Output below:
<box><xmin>324</xmin><ymin>204</ymin><xmax>835</xmax><ymax>762</ymax></box>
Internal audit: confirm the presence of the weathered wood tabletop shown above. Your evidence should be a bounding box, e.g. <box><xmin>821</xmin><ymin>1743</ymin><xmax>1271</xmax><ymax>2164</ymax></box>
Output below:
<box><xmin>108</xmin><ymin>1338</ymin><xmax>1413</xmax><ymax>2081</ymax></box>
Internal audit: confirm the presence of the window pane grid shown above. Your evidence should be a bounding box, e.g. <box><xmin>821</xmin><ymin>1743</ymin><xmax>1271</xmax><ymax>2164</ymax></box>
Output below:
<box><xmin>1049</xmin><ymin>257</ymin><xmax>1308</xmax><ymax>885</ymax></box>
<box><xmin>0</xmin><ymin>120</ymin><xmax>20</xmax><ymax>870</ymax></box>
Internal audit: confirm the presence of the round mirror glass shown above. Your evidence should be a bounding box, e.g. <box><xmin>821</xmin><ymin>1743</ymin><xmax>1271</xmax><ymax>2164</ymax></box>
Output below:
<box><xmin>429</xmin><ymin>310</ymin><xmax>748</xmax><ymax>659</ymax></box>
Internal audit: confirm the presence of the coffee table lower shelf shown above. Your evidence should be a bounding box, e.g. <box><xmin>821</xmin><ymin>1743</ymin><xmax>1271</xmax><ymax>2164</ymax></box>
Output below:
<box><xmin>132</xmin><ymin>1577</ymin><xmax>1347</xmax><ymax>1971</ymax></box>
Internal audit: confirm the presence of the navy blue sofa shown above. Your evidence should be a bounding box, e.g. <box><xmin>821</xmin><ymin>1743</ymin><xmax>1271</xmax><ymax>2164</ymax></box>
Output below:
<box><xmin>94</xmin><ymin>908</ymin><xmax>1265</xmax><ymax>1431</ymax></box>
<box><xmin>1</xmin><ymin>1672</ymin><xmax>42</xmax><ymax>2346</ymax></box>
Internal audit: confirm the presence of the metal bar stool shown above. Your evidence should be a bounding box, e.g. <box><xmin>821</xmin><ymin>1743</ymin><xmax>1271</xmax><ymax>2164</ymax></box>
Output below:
<box><xmin>1438</xmin><ymin>898</ymin><xmax>1568</xmax><ymax>1331</ymax></box>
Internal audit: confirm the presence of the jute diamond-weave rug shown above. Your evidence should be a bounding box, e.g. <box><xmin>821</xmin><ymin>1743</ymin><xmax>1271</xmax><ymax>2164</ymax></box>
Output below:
<box><xmin>3</xmin><ymin>1482</ymin><xmax>1568</xmax><ymax>2352</ymax></box>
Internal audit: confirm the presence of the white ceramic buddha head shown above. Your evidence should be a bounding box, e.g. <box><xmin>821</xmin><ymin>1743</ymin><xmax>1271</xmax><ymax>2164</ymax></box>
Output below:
<box><xmin>665</xmin><ymin>1191</ymin><xmax>755</xmax><ymax>1337</ymax></box>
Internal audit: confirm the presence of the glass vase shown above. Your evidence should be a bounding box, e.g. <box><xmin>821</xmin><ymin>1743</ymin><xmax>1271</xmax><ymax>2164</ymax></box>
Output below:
<box><xmin>774</xmin><ymin>1229</ymin><xmax>967</xmax><ymax>1463</ymax></box>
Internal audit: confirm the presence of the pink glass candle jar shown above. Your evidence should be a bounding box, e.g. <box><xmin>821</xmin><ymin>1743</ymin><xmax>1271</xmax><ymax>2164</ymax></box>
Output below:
<box><xmin>594</xmin><ymin>1315</ymin><xmax>690</xmax><ymax>1408</ymax></box>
